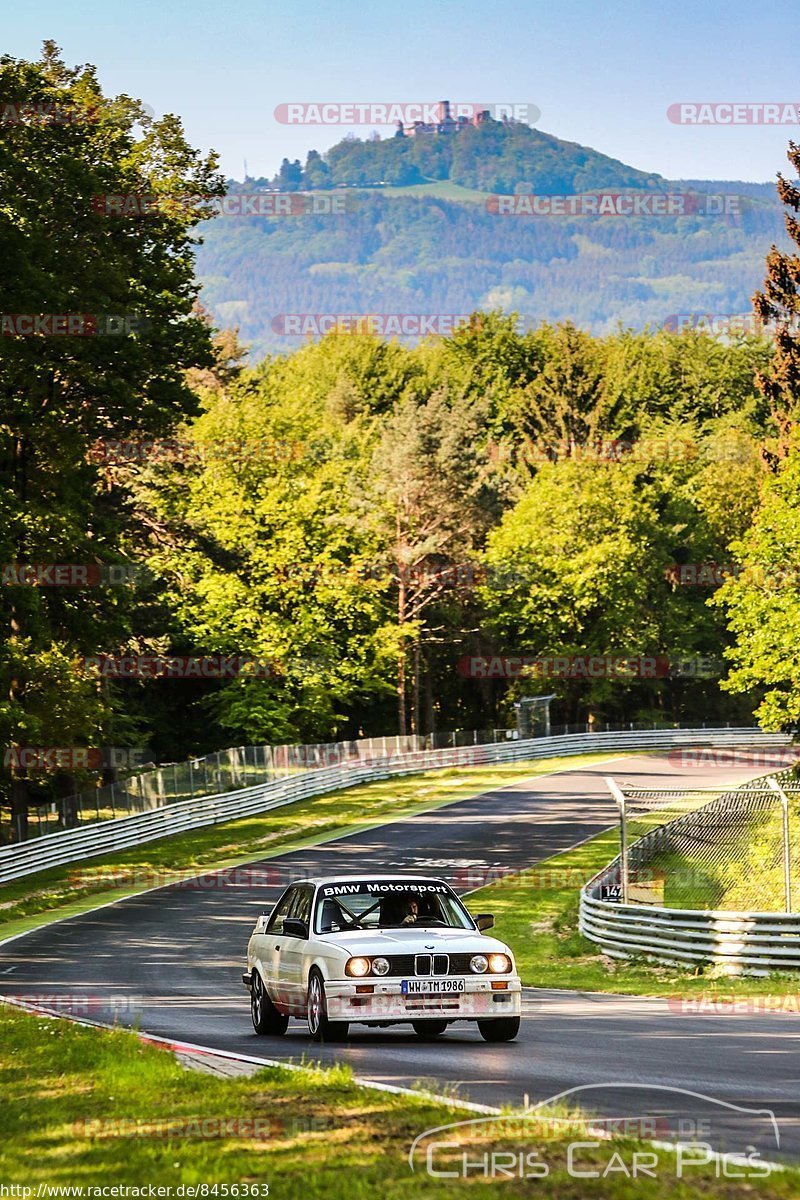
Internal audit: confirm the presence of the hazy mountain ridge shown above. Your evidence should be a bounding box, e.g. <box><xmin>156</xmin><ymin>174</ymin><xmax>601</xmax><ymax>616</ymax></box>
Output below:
<box><xmin>195</xmin><ymin>125</ymin><xmax>789</xmax><ymax>357</ymax></box>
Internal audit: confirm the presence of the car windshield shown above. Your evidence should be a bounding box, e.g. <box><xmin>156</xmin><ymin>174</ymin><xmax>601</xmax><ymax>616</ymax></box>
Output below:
<box><xmin>314</xmin><ymin>879</ymin><xmax>474</xmax><ymax>934</ymax></box>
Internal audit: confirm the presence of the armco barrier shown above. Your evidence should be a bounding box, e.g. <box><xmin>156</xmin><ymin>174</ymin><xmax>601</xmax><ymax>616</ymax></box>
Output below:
<box><xmin>0</xmin><ymin>727</ymin><xmax>788</xmax><ymax>886</ymax></box>
<box><xmin>580</xmin><ymin>764</ymin><xmax>800</xmax><ymax>973</ymax></box>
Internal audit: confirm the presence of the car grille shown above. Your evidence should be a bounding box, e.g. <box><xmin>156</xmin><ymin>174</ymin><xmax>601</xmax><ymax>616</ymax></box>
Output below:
<box><xmin>378</xmin><ymin>953</ymin><xmax>475</xmax><ymax>977</ymax></box>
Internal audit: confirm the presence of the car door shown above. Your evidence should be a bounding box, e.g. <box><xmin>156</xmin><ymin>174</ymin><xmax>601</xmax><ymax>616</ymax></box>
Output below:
<box><xmin>277</xmin><ymin>884</ymin><xmax>313</xmax><ymax>1014</ymax></box>
<box><xmin>258</xmin><ymin>886</ymin><xmax>299</xmax><ymax>1006</ymax></box>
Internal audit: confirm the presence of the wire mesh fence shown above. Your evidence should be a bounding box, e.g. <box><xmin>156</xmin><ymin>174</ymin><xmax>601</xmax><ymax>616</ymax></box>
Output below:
<box><xmin>609</xmin><ymin>767</ymin><xmax>800</xmax><ymax>912</ymax></box>
<box><xmin>0</xmin><ymin>718</ymin><xmax>756</xmax><ymax>847</ymax></box>
<box><xmin>0</xmin><ymin>728</ymin><xmax>522</xmax><ymax>844</ymax></box>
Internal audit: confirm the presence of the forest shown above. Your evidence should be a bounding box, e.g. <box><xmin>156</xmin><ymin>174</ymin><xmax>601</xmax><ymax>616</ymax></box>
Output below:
<box><xmin>196</xmin><ymin>178</ymin><xmax>788</xmax><ymax>358</ymax></box>
<box><xmin>3</xmin><ymin>45</ymin><xmax>800</xmax><ymax>831</ymax></box>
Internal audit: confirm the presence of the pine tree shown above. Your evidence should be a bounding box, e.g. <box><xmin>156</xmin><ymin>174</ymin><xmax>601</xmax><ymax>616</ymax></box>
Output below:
<box><xmin>753</xmin><ymin>141</ymin><xmax>800</xmax><ymax>460</ymax></box>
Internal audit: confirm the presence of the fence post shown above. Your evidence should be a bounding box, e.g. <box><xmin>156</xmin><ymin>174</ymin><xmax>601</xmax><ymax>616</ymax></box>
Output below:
<box><xmin>768</xmin><ymin>777</ymin><xmax>792</xmax><ymax>913</ymax></box>
<box><xmin>605</xmin><ymin>777</ymin><xmax>629</xmax><ymax>904</ymax></box>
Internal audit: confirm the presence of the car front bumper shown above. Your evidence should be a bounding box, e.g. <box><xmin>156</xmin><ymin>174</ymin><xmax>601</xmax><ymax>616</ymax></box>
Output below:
<box><xmin>323</xmin><ymin>976</ymin><xmax>522</xmax><ymax>1021</ymax></box>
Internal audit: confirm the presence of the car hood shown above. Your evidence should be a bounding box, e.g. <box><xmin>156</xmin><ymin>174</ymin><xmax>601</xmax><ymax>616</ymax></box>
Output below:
<box><xmin>324</xmin><ymin>927</ymin><xmax>513</xmax><ymax>958</ymax></box>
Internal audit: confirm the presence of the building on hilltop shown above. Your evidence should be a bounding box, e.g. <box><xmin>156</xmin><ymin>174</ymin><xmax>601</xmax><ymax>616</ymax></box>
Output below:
<box><xmin>395</xmin><ymin>101</ymin><xmax>493</xmax><ymax>138</ymax></box>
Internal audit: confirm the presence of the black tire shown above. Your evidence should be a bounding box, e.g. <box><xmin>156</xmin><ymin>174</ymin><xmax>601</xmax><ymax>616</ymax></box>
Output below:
<box><xmin>477</xmin><ymin>1016</ymin><xmax>520</xmax><ymax>1042</ymax></box>
<box><xmin>412</xmin><ymin>1020</ymin><xmax>449</xmax><ymax>1037</ymax></box>
<box><xmin>250</xmin><ymin>971</ymin><xmax>289</xmax><ymax>1036</ymax></box>
<box><xmin>306</xmin><ymin>970</ymin><xmax>349</xmax><ymax>1043</ymax></box>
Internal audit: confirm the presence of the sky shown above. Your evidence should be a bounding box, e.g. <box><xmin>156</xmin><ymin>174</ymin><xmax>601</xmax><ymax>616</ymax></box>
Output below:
<box><xmin>4</xmin><ymin>0</ymin><xmax>798</xmax><ymax>184</ymax></box>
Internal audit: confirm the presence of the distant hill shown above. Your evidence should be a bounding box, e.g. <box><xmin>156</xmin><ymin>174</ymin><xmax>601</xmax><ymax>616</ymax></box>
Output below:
<box><xmin>194</xmin><ymin>123</ymin><xmax>789</xmax><ymax>358</ymax></box>
<box><xmin>249</xmin><ymin>118</ymin><xmax>667</xmax><ymax>194</ymax></box>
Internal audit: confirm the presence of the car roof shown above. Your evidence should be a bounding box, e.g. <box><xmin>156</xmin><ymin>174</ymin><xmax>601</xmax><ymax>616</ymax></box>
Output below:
<box><xmin>303</xmin><ymin>874</ymin><xmax>450</xmax><ymax>887</ymax></box>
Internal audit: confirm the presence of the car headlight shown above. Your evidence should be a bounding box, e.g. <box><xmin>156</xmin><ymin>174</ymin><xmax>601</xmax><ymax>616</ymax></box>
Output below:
<box><xmin>488</xmin><ymin>953</ymin><xmax>512</xmax><ymax>974</ymax></box>
<box><xmin>372</xmin><ymin>957</ymin><xmax>390</xmax><ymax>976</ymax></box>
<box><xmin>345</xmin><ymin>956</ymin><xmax>372</xmax><ymax>978</ymax></box>
<box><xmin>470</xmin><ymin>954</ymin><xmax>489</xmax><ymax>974</ymax></box>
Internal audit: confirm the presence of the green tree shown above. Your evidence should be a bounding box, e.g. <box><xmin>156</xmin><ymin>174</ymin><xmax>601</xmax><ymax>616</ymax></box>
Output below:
<box><xmin>480</xmin><ymin>455</ymin><xmax>742</xmax><ymax>726</ymax></box>
<box><xmin>0</xmin><ymin>43</ymin><xmax>223</xmax><ymax>833</ymax></box>
<box><xmin>275</xmin><ymin>157</ymin><xmax>303</xmax><ymax>191</ymax></box>
<box><xmin>364</xmin><ymin>387</ymin><xmax>503</xmax><ymax>733</ymax></box>
<box><xmin>136</xmin><ymin>336</ymin><xmax>404</xmax><ymax>745</ymax></box>
<box><xmin>752</xmin><ymin>140</ymin><xmax>800</xmax><ymax>460</ymax></box>
<box><xmin>503</xmin><ymin>322</ymin><xmax>615</xmax><ymax>463</ymax></box>
<box><xmin>714</xmin><ymin>443</ymin><xmax>800</xmax><ymax>729</ymax></box>
<box><xmin>713</xmin><ymin>140</ymin><xmax>800</xmax><ymax>730</ymax></box>
<box><xmin>303</xmin><ymin>149</ymin><xmax>330</xmax><ymax>189</ymax></box>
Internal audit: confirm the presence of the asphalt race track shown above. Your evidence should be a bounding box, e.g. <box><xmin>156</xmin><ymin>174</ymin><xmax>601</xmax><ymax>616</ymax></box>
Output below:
<box><xmin>2</xmin><ymin>753</ymin><xmax>799</xmax><ymax>1163</ymax></box>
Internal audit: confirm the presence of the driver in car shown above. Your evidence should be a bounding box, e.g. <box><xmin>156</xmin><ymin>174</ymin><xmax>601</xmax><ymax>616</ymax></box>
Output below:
<box><xmin>400</xmin><ymin>896</ymin><xmax>421</xmax><ymax>925</ymax></box>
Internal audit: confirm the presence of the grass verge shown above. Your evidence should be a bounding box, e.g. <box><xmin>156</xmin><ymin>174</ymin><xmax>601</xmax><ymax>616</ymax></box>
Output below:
<box><xmin>471</xmin><ymin>828</ymin><xmax>800</xmax><ymax>1000</ymax></box>
<box><xmin>0</xmin><ymin>752</ymin><xmax>625</xmax><ymax>943</ymax></box>
<box><xmin>0</xmin><ymin>1003</ymin><xmax>793</xmax><ymax>1196</ymax></box>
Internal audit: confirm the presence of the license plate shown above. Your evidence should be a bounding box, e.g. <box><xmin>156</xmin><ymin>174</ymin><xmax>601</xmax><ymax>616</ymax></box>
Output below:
<box><xmin>401</xmin><ymin>978</ymin><xmax>465</xmax><ymax>995</ymax></box>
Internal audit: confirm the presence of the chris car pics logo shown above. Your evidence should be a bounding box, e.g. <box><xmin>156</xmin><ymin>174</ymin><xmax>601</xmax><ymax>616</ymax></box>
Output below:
<box><xmin>409</xmin><ymin>1084</ymin><xmax>779</xmax><ymax>1182</ymax></box>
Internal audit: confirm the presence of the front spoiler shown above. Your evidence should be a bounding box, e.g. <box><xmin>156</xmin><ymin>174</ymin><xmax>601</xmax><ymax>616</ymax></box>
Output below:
<box><xmin>324</xmin><ymin>977</ymin><xmax>521</xmax><ymax>1021</ymax></box>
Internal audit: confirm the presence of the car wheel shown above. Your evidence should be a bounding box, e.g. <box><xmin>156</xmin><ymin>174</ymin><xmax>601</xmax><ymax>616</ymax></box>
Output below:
<box><xmin>477</xmin><ymin>1016</ymin><xmax>520</xmax><ymax>1042</ymax></box>
<box><xmin>307</xmin><ymin>970</ymin><xmax>348</xmax><ymax>1043</ymax></box>
<box><xmin>412</xmin><ymin>1020</ymin><xmax>449</xmax><ymax>1037</ymax></box>
<box><xmin>251</xmin><ymin>971</ymin><xmax>289</xmax><ymax>1036</ymax></box>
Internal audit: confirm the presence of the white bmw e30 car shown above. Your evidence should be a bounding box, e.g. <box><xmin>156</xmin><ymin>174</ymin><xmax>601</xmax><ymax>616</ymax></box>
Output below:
<box><xmin>243</xmin><ymin>874</ymin><xmax>522</xmax><ymax>1042</ymax></box>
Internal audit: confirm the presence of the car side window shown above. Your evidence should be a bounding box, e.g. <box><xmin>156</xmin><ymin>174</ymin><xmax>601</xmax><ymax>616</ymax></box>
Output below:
<box><xmin>292</xmin><ymin>886</ymin><xmax>313</xmax><ymax>927</ymax></box>
<box><xmin>266</xmin><ymin>887</ymin><xmax>298</xmax><ymax>933</ymax></box>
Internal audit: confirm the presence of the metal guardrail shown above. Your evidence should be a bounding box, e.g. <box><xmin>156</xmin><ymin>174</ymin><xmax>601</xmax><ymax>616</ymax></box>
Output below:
<box><xmin>580</xmin><ymin>764</ymin><xmax>800</xmax><ymax>973</ymax></box>
<box><xmin>6</xmin><ymin>730</ymin><xmax>518</xmax><ymax>843</ymax></box>
<box><xmin>7</xmin><ymin>721</ymin><xmax>703</xmax><ymax>844</ymax></box>
<box><xmin>0</xmin><ymin>726</ymin><xmax>786</xmax><ymax>886</ymax></box>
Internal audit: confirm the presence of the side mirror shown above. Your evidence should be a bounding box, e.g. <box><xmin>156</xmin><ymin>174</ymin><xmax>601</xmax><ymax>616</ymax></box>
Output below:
<box><xmin>474</xmin><ymin>913</ymin><xmax>494</xmax><ymax>931</ymax></box>
<box><xmin>282</xmin><ymin>917</ymin><xmax>309</xmax><ymax>939</ymax></box>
